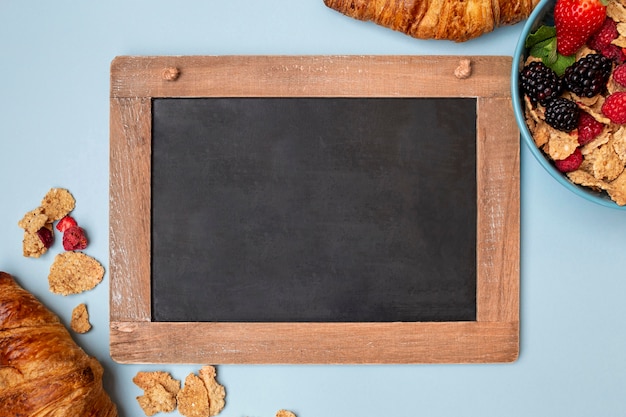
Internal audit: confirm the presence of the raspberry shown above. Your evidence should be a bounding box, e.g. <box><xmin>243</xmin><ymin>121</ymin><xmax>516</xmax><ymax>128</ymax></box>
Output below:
<box><xmin>563</xmin><ymin>54</ymin><xmax>613</xmax><ymax>98</ymax></box>
<box><xmin>600</xmin><ymin>44</ymin><xmax>626</xmax><ymax>64</ymax></box>
<box><xmin>36</xmin><ymin>227</ymin><xmax>54</xmax><ymax>249</ymax></box>
<box><xmin>586</xmin><ymin>17</ymin><xmax>626</xmax><ymax>63</ymax></box>
<box><xmin>602</xmin><ymin>91</ymin><xmax>626</xmax><ymax>124</ymax></box>
<box><xmin>613</xmin><ymin>63</ymin><xmax>626</xmax><ymax>87</ymax></box>
<box><xmin>56</xmin><ymin>215</ymin><xmax>78</xmax><ymax>232</ymax></box>
<box><xmin>588</xmin><ymin>17</ymin><xmax>618</xmax><ymax>52</ymax></box>
<box><xmin>62</xmin><ymin>225</ymin><xmax>88</xmax><ymax>251</ymax></box>
<box><xmin>519</xmin><ymin>61</ymin><xmax>563</xmax><ymax>105</ymax></box>
<box><xmin>577</xmin><ymin>111</ymin><xmax>604</xmax><ymax>145</ymax></box>
<box><xmin>545</xmin><ymin>97</ymin><xmax>580</xmax><ymax>132</ymax></box>
<box><xmin>554</xmin><ymin>148</ymin><xmax>583</xmax><ymax>173</ymax></box>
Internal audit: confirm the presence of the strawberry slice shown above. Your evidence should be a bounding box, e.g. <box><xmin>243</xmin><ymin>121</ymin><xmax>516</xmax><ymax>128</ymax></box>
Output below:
<box><xmin>56</xmin><ymin>215</ymin><xmax>78</xmax><ymax>232</ymax></box>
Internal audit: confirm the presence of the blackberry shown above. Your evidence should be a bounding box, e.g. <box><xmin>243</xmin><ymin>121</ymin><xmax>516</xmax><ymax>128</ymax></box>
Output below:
<box><xmin>519</xmin><ymin>61</ymin><xmax>563</xmax><ymax>105</ymax></box>
<box><xmin>563</xmin><ymin>53</ymin><xmax>613</xmax><ymax>98</ymax></box>
<box><xmin>545</xmin><ymin>97</ymin><xmax>580</xmax><ymax>132</ymax></box>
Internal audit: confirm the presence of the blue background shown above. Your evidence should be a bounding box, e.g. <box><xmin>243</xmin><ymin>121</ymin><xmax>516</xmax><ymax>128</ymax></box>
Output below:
<box><xmin>1</xmin><ymin>1</ymin><xmax>625</xmax><ymax>416</ymax></box>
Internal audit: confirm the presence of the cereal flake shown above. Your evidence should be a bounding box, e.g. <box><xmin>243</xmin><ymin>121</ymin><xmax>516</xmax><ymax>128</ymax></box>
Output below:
<box><xmin>70</xmin><ymin>303</ymin><xmax>92</xmax><ymax>333</ymax></box>
<box><xmin>40</xmin><ymin>187</ymin><xmax>75</xmax><ymax>221</ymax></box>
<box><xmin>48</xmin><ymin>251</ymin><xmax>104</xmax><ymax>295</ymax></box>
<box><xmin>177</xmin><ymin>373</ymin><xmax>210</xmax><ymax>417</ymax></box>
<box><xmin>199</xmin><ymin>365</ymin><xmax>226</xmax><ymax>416</ymax></box>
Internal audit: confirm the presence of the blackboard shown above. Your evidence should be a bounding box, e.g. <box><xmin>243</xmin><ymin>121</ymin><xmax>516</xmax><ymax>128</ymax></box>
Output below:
<box><xmin>110</xmin><ymin>55</ymin><xmax>520</xmax><ymax>364</ymax></box>
<box><xmin>151</xmin><ymin>97</ymin><xmax>477</xmax><ymax>323</ymax></box>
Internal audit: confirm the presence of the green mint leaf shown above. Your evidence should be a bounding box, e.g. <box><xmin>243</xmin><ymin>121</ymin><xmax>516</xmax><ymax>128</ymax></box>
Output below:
<box><xmin>530</xmin><ymin>37</ymin><xmax>557</xmax><ymax>63</ymax></box>
<box><xmin>549</xmin><ymin>54</ymin><xmax>576</xmax><ymax>77</ymax></box>
<box><xmin>525</xmin><ymin>25</ymin><xmax>557</xmax><ymax>49</ymax></box>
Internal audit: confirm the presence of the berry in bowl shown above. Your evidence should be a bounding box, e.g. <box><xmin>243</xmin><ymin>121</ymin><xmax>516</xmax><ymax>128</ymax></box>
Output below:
<box><xmin>512</xmin><ymin>0</ymin><xmax>626</xmax><ymax>209</ymax></box>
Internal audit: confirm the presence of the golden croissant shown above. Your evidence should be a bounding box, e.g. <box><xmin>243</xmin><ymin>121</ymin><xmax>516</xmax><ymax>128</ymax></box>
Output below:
<box><xmin>323</xmin><ymin>0</ymin><xmax>540</xmax><ymax>42</ymax></box>
<box><xmin>0</xmin><ymin>271</ymin><xmax>118</xmax><ymax>417</ymax></box>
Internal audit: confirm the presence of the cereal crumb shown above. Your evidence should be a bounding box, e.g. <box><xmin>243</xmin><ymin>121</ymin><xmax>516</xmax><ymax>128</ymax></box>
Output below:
<box><xmin>177</xmin><ymin>373</ymin><xmax>210</xmax><ymax>417</ymax></box>
<box><xmin>40</xmin><ymin>188</ymin><xmax>75</xmax><ymax>221</ymax></box>
<box><xmin>71</xmin><ymin>303</ymin><xmax>91</xmax><ymax>333</ymax></box>
<box><xmin>199</xmin><ymin>365</ymin><xmax>226</xmax><ymax>416</ymax></box>
<box><xmin>133</xmin><ymin>371</ymin><xmax>181</xmax><ymax>416</ymax></box>
<box><xmin>17</xmin><ymin>207</ymin><xmax>48</xmax><ymax>233</ymax></box>
<box><xmin>276</xmin><ymin>410</ymin><xmax>297</xmax><ymax>417</ymax></box>
<box><xmin>48</xmin><ymin>251</ymin><xmax>104</xmax><ymax>295</ymax></box>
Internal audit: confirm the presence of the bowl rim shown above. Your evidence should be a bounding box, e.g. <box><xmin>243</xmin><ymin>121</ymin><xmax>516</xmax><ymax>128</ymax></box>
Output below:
<box><xmin>511</xmin><ymin>0</ymin><xmax>626</xmax><ymax>210</ymax></box>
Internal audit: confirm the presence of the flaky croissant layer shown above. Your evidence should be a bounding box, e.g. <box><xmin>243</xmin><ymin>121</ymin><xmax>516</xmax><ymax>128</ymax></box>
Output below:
<box><xmin>324</xmin><ymin>0</ymin><xmax>540</xmax><ymax>42</ymax></box>
<box><xmin>0</xmin><ymin>271</ymin><xmax>118</xmax><ymax>417</ymax></box>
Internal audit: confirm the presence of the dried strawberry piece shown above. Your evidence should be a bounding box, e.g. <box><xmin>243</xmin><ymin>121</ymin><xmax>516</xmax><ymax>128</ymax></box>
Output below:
<box><xmin>56</xmin><ymin>215</ymin><xmax>78</xmax><ymax>232</ymax></box>
<box><xmin>36</xmin><ymin>227</ymin><xmax>54</xmax><ymax>249</ymax></box>
<box><xmin>62</xmin><ymin>225</ymin><xmax>88</xmax><ymax>251</ymax></box>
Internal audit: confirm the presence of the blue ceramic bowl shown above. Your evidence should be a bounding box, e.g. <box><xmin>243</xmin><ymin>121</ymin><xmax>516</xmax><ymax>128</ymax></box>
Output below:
<box><xmin>512</xmin><ymin>0</ymin><xmax>626</xmax><ymax>209</ymax></box>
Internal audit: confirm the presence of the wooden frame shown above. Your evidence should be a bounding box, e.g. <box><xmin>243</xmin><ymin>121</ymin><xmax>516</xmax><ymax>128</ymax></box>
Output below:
<box><xmin>110</xmin><ymin>55</ymin><xmax>519</xmax><ymax>364</ymax></box>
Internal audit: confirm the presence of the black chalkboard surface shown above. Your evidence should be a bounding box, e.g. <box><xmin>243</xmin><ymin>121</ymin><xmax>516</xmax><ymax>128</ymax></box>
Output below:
<box><xmin>151</xmin><ymin>97</ymin><xmax>477</xmax><ymax>323</ymax></box>
<box><xmin>109</xmin><ymin>55</ymin><xmax>520</xmax><ymax>364</ymax></box>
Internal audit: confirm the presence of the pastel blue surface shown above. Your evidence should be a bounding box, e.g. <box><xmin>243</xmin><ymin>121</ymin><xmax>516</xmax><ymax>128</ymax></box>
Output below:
<box><xmin>1</xmin><ymin>1</ymin><xmax>625</xmax><ymax>417</ymax></box>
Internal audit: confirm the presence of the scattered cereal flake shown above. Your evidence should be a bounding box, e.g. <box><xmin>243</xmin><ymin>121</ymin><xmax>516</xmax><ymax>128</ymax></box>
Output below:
<box><xmin>40</xmin><ymin>187</ymin><xmax>75</xmax><ymax>222</ymax></box>
<box><xmin>199</xmin><ymin>366</ymin><xmax>226</xmax><ymax>416</ymax></box>
<box><xmin>542</xmin><ymin>129</ymin><xmax>579</xmax><ymax>161</ymax></box>
<box><xmin>607</xmin><ymin>169</ymin><xmax>626</xmax><ymax>205</ymax></box>
<box><xmin>567</xmin><ymin>169</ymin><xmax>610</xmax><ymax>192</ymax></box>
<box><xmin>581</xmin><ymin>139</ymin><xmax>625</xmax><ymax>181</ymax></box>
<box><xmin>276</xmin><ymin>410</ymin><xmax>297</xmax><ymax>417</ymax></box>
<box><xmin>134</xmin><ymin>371</ymin><xmax>181</xmax><ymax>396</ymax></box>
<box><xmin>138</xmin><ymin>384</ymin><xmax>177</xmax><ymax>416</ymax></box>
<box><xmin>608</xmin><ymin>0</ymin><xmax>626</xmax><ymax>22</ymax></box>
<box><xmin>576</xmin><ymin>96</ymin><xmax>611</xmax><ymax>124</ymax></box>
<box><xmin>133</xmin><ymin>371</ymin><xmax>181</xmax><ymax>416</ymax></box>
<box><xmin>17</xmin><ymin>207</ymin><xmax>48</xmax><ymax>233</ymax></box>
<box><xmin>177</xmin><ymin>373</ymin><xmax>210</xmax><ymax>417</ymax></box>
<box><xmin>612</xmin><ymin>126</ymin><xmax>626</xmax><ymax>162</ymax></box>
<box><xmin>48</xmin><ymin>251</ymin><xmax>104</xmax><ymax>295</ymax></box>
<box><xmin>70</xmin><ymin>303</ymin><xmax>91</xmax><ymax>333</ymax></box>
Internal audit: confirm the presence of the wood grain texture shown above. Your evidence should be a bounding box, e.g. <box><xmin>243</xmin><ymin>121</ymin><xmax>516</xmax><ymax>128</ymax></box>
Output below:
<box><xmin>111</xmin><ymin>321</ymin><xmax>519</xmax><ymax>364</ymax></box>
<box><xmin>110</xmin><ymin>55</ymin><xmax>519</xmax><ymax>364</ymax></box>
<box><xmin>109</xmin><ymin>97</ymin><xmax>151</xmax><ymax>322</ymax></box>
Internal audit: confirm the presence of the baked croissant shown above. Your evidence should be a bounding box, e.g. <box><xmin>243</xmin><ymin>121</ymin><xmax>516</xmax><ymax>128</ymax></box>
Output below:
<box><xmin>0</xmin><ymin>271</ymin><xmax>118</xmax><ymax>417</ymax></box>
<box><xmin>323</xmin><ymin>0</ymin><xmax>540</xmax><ymax>42</ymax></box>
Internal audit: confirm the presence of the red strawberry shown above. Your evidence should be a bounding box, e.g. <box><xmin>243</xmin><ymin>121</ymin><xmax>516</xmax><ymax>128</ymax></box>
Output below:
<box><xmin>577</xmin><ymin>111</ymin><xmax>604</xmax><ymax>145</ymax></box>
<box><xmin>613</xmin><ymin>63</ymin><xmax>626</xmax><ymax>87</ymax></box>
<box><xmin>602</xmin><ymin>91</ymin><xmax>626</xmax><ymax>123</ymax></box>
<box><xmin>555</xmin><ymin>0</ymin><xmax>608</xmax><ymax>56</ymax></box>
<box><xmin>56</xmin><ymin>215</ymin><xmax>78</xmax><ymax>232</ymax></box>
<box><xmin>62</xmin><ymin>225</ymin><xmax>88</xmax><ymax>251</ymax></box>
<box><xmin>554</xmin><ymin>148</ymin><xmax>583</xmax><ymax>172</ymax></box>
